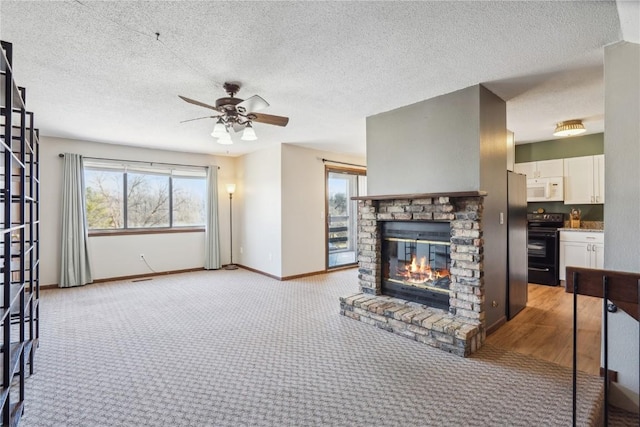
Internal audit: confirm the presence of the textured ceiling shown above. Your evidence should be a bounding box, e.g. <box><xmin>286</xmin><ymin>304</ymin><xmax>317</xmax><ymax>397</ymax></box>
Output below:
<box><xmin>0</xmin><ymin>1</ymin><xmax>629</xmax><ymax>156</ymax></box>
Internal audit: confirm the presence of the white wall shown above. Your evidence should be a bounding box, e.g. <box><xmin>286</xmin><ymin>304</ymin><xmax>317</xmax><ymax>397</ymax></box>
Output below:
<box><xmin>281</xmin><ymin>144</ymin><xmax>366</xmax><ymax>278</ymax></box>
<box><xmin>236</xmin><ymin>144</ymin><xmax>282</xmax><ymax>277</ymax></box>
<box><xmin>89</xmin><ymin>233</ymin><xmax>204</xmax><ymax>279</ymax></box>
<box><xmin>603</xmin><ymin>41</ymin><xmax>640</xmax><ymax>412</ymax></box>
<box><xmin>235</xmin><ymin>143</ymin><xmax>366</xmax><ymax>279</ymax></box>
<box><xmin>41</xmin><ymin>137</ymin><xmax>235</xmax><ymax>284</ymax></box>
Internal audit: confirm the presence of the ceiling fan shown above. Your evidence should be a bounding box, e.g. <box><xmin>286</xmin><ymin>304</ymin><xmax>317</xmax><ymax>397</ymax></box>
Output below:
<box><xmin>179</xmin><ymin>82</ymin><xmax>289</xmax><ymax>144</ymax></box>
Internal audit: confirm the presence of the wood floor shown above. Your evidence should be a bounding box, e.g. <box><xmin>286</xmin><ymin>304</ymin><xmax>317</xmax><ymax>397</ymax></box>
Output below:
<box><xmin>487</xmin><ymin>283</ymin><xmax>603</xmax><ymax>376</ymax></box>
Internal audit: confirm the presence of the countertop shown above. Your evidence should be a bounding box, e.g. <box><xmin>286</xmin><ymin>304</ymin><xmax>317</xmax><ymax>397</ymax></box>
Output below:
<box><xmin>558</xmin><ymin>228</ymin><xmax>604</xmax><ymax>233</ymax></box>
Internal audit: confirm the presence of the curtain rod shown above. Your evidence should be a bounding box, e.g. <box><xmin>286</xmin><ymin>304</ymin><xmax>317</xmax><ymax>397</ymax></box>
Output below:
<box><xmin>58</xmin><ymin>153</ymin><xmax>219</xmax><ymax>169</ymax></box>
<box><xmin>321</xmin><ymin>158</ymin><xmax>366</xmax><ymax>168</ymax></box>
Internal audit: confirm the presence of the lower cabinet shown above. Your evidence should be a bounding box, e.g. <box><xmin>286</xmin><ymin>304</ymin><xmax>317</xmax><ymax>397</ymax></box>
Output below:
<box><xmin>559</xmin><ymin>231</ymin><xmax>604</xmax><ymax>281</ymax></box>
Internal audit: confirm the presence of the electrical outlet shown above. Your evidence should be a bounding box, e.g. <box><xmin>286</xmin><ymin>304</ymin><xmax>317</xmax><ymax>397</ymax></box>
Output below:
<box><xmin>239</xmin><ymin>247</ymin><xmax>243</xmax><ymax>254</ymax></box>
<box><xmin>139</xmin><ymin>253</ymin><xmax>145</xmax><ymax>261</ymax></box>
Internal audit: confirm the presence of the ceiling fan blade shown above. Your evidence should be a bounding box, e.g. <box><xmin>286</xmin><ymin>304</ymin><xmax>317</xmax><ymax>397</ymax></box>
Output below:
<box><xmin>237</xmin><ymin>95</ymin><xmax>270</xmax><ymax>113</ymax></box>
<box><xmin>180</xmin><ymin>115</ymin><xmax>219</xmax><ymax>123</ymax></box>
<box><xmin>178</xmin><ymin>95</ymin><xmax>220</xmax><ymax>112</ymax></box>
<box><xmin>252</xmin><ymin>112</ymin><xmax>289</xmax><ymax>127</ymax></box>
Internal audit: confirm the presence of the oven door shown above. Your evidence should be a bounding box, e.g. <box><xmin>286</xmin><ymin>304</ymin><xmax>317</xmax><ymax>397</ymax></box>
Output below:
<box><xmin>527</xmin><ymin>227</ymin><xmax>559</xmax><ymax>286</ymax></box>
<box><xmin>527</xmin><ymin>229</ymin><xmax>556</xmax><ymax>265</ymax></box>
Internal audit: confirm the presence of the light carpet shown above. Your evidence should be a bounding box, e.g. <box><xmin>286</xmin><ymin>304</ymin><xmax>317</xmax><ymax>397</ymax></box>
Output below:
<box><xmin>21</xmin><ymin>268</ymin><xmax>606</xmax><ymax>426</ymax></box>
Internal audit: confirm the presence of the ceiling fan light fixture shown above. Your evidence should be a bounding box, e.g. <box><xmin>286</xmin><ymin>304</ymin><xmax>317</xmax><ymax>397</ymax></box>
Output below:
<box><xmin>180</xmin><ymin>82</ymin><xmax>289</xmax><ymax>140</ymax></box>
<box><xmin>553</xmin><ymin>119</ymin><xmax>586</xmax><ymax>137</ymax></box>
<box><xmin>241</xmin><ymin>123</ymin><xmax>257</xmax><ymax>141</ymax></box>
<box><xmin>217</xmin><ymin>130</ymin><xmax>233</xmax><ymax>145</ymax></box>
<box><xmin>211</xmin><ymin>119</ymin><xmax>227</xmax><ymax>138</ymax></box>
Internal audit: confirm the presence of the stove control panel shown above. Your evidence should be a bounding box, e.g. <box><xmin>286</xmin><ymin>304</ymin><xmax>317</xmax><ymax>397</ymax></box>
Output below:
<box><xmin>527</xmin><ymin>213</ymin><xmax>564</xmax><ymax>223</ymax></box>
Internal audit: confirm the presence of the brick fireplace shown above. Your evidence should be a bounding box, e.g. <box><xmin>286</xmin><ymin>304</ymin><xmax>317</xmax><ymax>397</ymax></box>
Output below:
<box><xmin>339</xmin><ymin>192</ymin><xmax>487</xmax><ymax>356</ymax></box>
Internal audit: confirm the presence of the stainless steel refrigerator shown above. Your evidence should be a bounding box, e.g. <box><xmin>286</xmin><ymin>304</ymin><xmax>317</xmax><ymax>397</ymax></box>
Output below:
<box><xmin>507</xmin><ymin>171</ymin><xmax>528</xmax><ymax>319</ymax></box>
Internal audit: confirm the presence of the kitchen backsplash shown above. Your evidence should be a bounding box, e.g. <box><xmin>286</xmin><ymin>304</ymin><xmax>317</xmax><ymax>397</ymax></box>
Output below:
<box><xmin>563</xmin><ymin>220</ymin><xmax>604</xmax><ymax>230</ymax></box>
<box><xmin>526</xmin><ymin>202</ymin><xmax>603</xmax><ymax>221</ymax></box>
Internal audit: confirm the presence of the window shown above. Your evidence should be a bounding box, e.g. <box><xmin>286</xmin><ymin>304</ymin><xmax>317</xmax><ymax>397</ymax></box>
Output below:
<box><xmin>326</xmin><ymin>167</ymin><xmax>367</xmax><ymax>269</ymax></box>
<box><xmin>84</xmin><ymin>160</ymin><xmax>206</xmax><ymax>231</ymax></box>
<box><xmin>126</xmin><ymin>172</ymin><xmax>170</xmax><ymax>228</ymax></box>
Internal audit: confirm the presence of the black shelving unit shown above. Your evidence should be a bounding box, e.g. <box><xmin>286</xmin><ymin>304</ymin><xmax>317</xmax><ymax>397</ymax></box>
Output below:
<box><xmin>0</xmin><ymin>40</ymin><xmax>40</xmax><ymax>427</ymax></box>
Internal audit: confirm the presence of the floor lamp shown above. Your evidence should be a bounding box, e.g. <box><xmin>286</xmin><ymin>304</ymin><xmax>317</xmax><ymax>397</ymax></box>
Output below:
<box><xmin>224</xmin><ymin>183</ymin><xmax>238</xmax><ymax>270</ymax></box>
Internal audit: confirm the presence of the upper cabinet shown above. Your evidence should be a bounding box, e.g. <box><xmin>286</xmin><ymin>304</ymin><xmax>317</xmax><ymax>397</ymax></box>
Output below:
<box><xmin>563</xmin><ymin>155</ymin><xmax>605</xmax><ymax>204</ymax></box>
<box><xmin>513</xmin><ymin>159</ymin><xmax>563</xmax><ymax>179</ymax></box>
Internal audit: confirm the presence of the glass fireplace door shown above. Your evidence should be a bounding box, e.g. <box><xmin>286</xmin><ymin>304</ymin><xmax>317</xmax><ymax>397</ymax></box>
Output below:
<box><xmin>381</xmin><ymin>221</ymin><xmax>451</xmax><ymax>309</ymax></box>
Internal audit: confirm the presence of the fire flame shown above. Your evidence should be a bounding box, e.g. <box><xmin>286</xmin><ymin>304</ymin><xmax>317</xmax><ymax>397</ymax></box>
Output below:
<box><xmin>401</xmin><ymin>256</ymin><xmax>449</xmax><ymax>284</ymax></box>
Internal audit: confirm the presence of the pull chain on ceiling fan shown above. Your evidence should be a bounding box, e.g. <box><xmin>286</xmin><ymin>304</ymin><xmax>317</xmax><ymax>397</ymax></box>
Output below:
<box><xmin>179</xmin><ymin>82</ymin><xmax>289</xmax><ymax>144</ymax></box>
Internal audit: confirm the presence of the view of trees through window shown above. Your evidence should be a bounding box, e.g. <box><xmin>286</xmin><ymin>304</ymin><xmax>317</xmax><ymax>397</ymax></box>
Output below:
<box><xmin>85</xmin><ymin>167</ymin><xmax>206</xmax><ymax>230</ymax></box>
<box><xmin>327</xmin><ymin>176</ymin><xmax>351</xmax><ymax>252</ymax></box>
<box><xmin>326</xmin><ymin>169</ymin><xmax>366</xmax><ymax>269</ymax></box>
<box><xmin>85</xmin><ymin>170</ymin><xmax>124</xmax><ymax>229</ymax></box>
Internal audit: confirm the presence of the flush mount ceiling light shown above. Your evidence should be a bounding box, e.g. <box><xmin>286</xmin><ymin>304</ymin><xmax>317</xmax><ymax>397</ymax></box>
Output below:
<box><xmin>179</xmin><ymin>82</ymin><xmax>289</xmax><ymax>144</ymax></box>
<box><xmin>553</xmin><ymin>119</ymin><xmax>586</xmax><ymax>137</ymax></box>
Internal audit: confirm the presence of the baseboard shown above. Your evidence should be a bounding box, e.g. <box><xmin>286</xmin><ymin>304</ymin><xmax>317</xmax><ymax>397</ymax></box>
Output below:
<box><xmin>600</xmin><ymin>367</ymin><xmax>618</xmax><ymax>383</ymax></box>
<box><xmin>486</xmin><ymin>315</ymin><xmax>507</xmax><ymax>335</ymax></box>
<box><xmin>236</xmin><ymin>264</ymin><xmax>350</xmax><ymax>281</ymax></box>
<box><xmin>43</xmin><ymin>267</ymin><xmax>205</xmax><ymax>288</ymax></box>
<box><xmin>281</xmin><ymin>269</ymin><xmax>332</xmax><ymax>281</ymax></box>
<box><xmin>96</xmin><ymin>267</ymin><xmax>206</xmax><ymax>283</ymax></box>
<box><xmin>45</xmin><ymin>264</ymin><xmax>354</xmax><ymax>288</ymax></box>
<box><xmin>235</xmin><ymin>265</ymin><xmax>282</xmax><ymax>280</ymax></box>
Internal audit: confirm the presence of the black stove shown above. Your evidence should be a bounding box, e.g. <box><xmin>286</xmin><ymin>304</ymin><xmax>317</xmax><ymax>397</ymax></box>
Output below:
<box><xmin>527</xmin><ymin>213</ymin><xmax>564</xmax><ymax>286</ymax></box>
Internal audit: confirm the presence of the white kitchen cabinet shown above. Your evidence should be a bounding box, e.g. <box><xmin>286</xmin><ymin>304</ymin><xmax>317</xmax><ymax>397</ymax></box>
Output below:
<box><xmin>514</xmin><ymin>162</ymin><xmax>536</xmax><ymax>178</ymax></box>
<box><xmin>559</xmin><ymin>231</ymin><xmax>604</xmax><ymax>281</ymax></box>
<box><xmin>514</xmin><ymin>159</ymin><xmax>563</xmax><ymax>179</ymax></box>
<box><xmin>595</xmin><ymin>154</ymin><xmax>605</xmax><ymax>203</ymax></box>
<box><xmin>563</xmin><ymin>155</ymin><xmax>605</xmax><ymax>204</ymax></box>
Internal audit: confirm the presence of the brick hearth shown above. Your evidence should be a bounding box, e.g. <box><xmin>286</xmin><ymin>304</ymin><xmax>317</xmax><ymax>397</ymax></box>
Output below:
<box><xmin>339</xmin><ymin>192</ymin><xmax>487</xmax><ymax>357</ymax></box>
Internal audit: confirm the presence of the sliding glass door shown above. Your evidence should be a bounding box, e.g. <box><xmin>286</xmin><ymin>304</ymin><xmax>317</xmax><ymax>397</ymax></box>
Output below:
<box><xmin>326</xmin><ymin>167</ymin><xmax>367</xmax><ymax>269</ymax></box>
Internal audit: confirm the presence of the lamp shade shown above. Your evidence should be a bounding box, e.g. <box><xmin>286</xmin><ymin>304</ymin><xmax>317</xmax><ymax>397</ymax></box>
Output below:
<box><xmin>226</xmin><ymin>184</ymin><xmax>236</xmax><ymax>194</ymax></box>
<box><xmin>553</xmin><ymin>120</ymin><xmax>586</xmax><ymax>137</ymax></box>
<box><xmin>241</xmin><ymin>123</ymin><xmax>257</xmax><ymax>141</ymax></box>
<box><xmin>217</xmin><ymin>131</ymin><xmax>233</xmax><ymax>145</ymax></box>
<box><xmin>211</xmin><ymin>120</ymin><xmax>227</xmax><ymax>138</ymax></box>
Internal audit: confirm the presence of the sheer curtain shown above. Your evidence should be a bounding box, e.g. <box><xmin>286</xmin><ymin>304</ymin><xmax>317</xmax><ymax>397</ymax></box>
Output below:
<box><xmin>59</xmin><ymin>153</ymin><xmax>93</xmax><ymax>287</ymax></box>
<box><xmin>204</xmin><ymin>165</ymin><xmax>221</xmax><ymax>269</ymax></box>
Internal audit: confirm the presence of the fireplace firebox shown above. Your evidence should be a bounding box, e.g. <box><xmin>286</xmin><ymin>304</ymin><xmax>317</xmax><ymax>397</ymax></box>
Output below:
<box><xmin>381</xmin><ymin>221</ymin><xmax>451</xmax><ymax>310</ymax></box>
<box><xmin>341</xmin><ymin>194</ymin><xmax>486</xmax><ymax>357</ymax></box>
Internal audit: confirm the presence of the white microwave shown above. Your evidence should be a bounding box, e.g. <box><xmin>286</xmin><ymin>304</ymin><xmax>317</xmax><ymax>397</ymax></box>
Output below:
<box><xmin>526</xmin><ymin>177</ymin><xmax>564</xmax><ymax>202</ymax></box>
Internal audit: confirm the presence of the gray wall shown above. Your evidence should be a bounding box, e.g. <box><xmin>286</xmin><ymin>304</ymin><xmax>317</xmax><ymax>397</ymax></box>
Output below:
<box><xmin>366</xmin><ymin>84</ymin><xmax>508</xmax><ymax>331</ymax></box>
<box><xmin>604</xmin><ymin>41</ymin><xmax>640</xmax><ymax>412</ymax></box>
<box><xmin>478</xmin><ymin>86</ymin><xmax>508</xmax><ymax>331</ymax></box>
<box><xmin>366</xmin><ymin>86</ymin><xmax>481</xmax><ymax>195</ymax></box>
